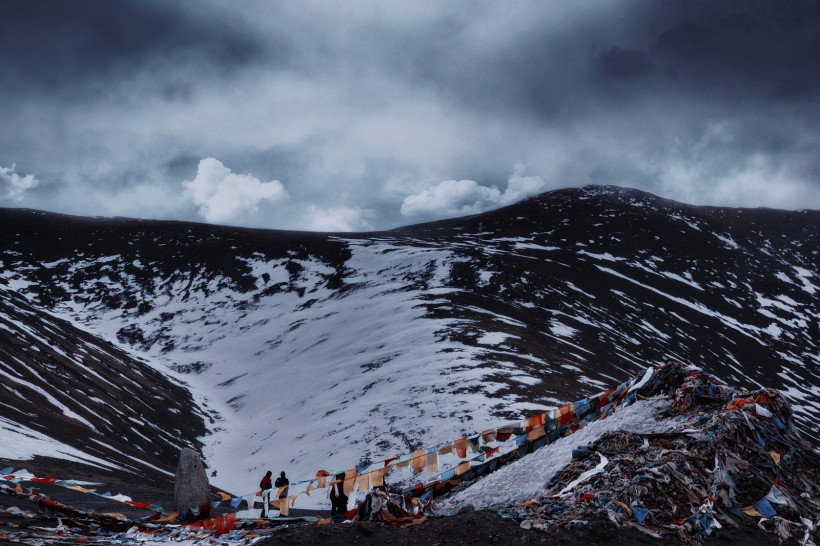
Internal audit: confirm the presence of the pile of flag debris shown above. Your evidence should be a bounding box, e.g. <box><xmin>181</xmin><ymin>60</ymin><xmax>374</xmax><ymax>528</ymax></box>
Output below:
<box><xmin>0</xmin><ymin>479</ymin><xmax>318</xmax><ymax>545</ymax></box>
<box><xmin>499</xmin><ymin>365</ymin><xmax>820</xmax><ymax>545</ymax></box>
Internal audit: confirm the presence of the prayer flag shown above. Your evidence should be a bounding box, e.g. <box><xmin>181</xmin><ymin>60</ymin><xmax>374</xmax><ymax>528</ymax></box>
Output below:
<box><xmin>496</xmin><ymin>428</ymin><xmax>514</xmax><ymax>442</ymax></box>
<box><xmin>424</xmin><ymin>452</ymin><xmax>439</xmax><ymax>474</ymax></box>
<box><xmin>527</xmin><ymin>426</ymin><xmax>545</xmax><ymax>441</ymax></box>
<box><xmin>411</xmin><ymin>450</ymin><xmax>425</xmax><ymax>474</ymax></box>
<box><xmin>454</xmin><ymin>438</ymin><xmax>468</xmax><ymax>458</ymax></box>
<box><xmin>343</xmin><ymin>469</ymin><xmax>357</xmax><ymax>495</ymax></box>
<box><xmin>481</xmin><ymin>429</ymin><xmax>497</xmax><ymax>443</ymax></box>
<box><xmin>753</xmin><ymin>498</ymin><xmax>776</xmax><ymax>518</ymax></box>
<box><xmin>357</xmin><ymin>474</ymin><xmax>370</xmax><ymax>491</ymax></box>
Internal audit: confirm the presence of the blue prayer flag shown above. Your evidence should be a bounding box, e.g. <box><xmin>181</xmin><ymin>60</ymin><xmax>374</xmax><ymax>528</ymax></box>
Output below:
<box><xmin>754</xmin><ymin>498</ymin><xmax>777</xmax><ymax>518</ymax></box>
<box><xmin>631</xmin><ymin>505</ymin><xmax>650</xmax><ymax>524</ymax></box>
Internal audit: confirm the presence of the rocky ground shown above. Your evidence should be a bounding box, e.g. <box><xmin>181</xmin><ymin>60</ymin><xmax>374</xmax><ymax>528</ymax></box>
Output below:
<box><xmin>258</xmin><ymin>508</ymin><xmax>786</xmax><ymax>546</ymax></box>
<box><xmin>0</xmin><ymin>462</ymin><xmax>800</xmax><ymax>546</ymax></box>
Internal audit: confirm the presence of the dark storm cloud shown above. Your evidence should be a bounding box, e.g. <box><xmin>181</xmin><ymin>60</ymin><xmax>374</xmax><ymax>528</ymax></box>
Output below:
<box><xmin>1</xmin><ymin>1</ymin><xmax>818</xmax><ymax>230</ymax></box>
<box><xmin>0</xmin><ymin>0</ymin><xmax>264</xmax><ymax>93</ymax></box>
<box><xmin>386</xmin><ymin>0</ymin><xmax>820</xmax><ymax>119</ymax></box>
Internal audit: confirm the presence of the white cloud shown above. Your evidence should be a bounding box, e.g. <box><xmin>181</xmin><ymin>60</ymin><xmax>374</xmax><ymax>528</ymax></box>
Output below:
<box><xmin>503</xmin><ymin>163</ymin><xmax>548</xmax><ymax>204</ymax></box>
<box><xmin>400</xmin><ymin>165</ymin><xmax>546</xmax><ymax>218</ymax></box>
<box><xmin>0</xmin><ymin>164</ymin><xmax>39</xmax><ymax>202</ymax></box>
<box><xmin>303</xmin><ymin>205</ymin><xmax>370</xmax><ymax>232</ymax></box>
<box><xmin>182</xmin><ymin>158</ymin><xmax>287</xmax><ymax>223</ymax></box>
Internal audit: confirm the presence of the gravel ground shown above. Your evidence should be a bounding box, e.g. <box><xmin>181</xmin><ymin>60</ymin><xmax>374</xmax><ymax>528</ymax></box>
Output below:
<box><xmin>258</xmin><ymin>508</ymin><xmax>787</xmax><ymax>546</ymax></box>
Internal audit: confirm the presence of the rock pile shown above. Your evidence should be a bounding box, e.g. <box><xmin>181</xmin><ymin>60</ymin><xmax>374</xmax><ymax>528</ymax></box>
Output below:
<box><xmin>502</xmin><ymin>366</ymin><xmax>820</xmax><ymax>545</ymax></box>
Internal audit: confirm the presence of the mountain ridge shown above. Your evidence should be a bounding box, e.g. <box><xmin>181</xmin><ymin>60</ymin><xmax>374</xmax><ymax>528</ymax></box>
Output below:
<box><xmin>1</xmin><ymin>185</ymin><xmax>817</xmax><ymax>497</ymax></box>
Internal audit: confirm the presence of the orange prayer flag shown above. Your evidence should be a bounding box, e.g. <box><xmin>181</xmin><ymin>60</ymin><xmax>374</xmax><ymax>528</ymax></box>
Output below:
<box><xmin>454</xmin><ymin>438</ymin><xmax>468</xmax><ymax>458</ymax></box>
<box><xmin>410</xmin><ymin>450</ymin><xmax>425</xmax><ymax>474</ymax></box>
<box><xmin>559</xmin><ymin>408</ymin><xmax>576</xmax><ymax>426</ymax></box>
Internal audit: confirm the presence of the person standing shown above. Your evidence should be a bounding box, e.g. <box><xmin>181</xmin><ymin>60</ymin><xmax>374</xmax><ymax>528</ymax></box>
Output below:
<box><xmin>275</xmin><ymin>471</ymin><xmax>289</xmax><ymax>516</ymax></box>
<box><xmin>329</xmin><ymin>472</ymin><xmax>348</xmax><ymax>520</ymax></box>
<box><xmin>259</xmin><ymin>471</ymin><xmax>273</xmax><ymax>518</ymax></box>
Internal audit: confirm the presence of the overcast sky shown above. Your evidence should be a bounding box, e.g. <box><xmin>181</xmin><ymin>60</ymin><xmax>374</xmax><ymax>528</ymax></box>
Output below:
<box><xmin>1</xmin><ymin>1</ymin><xmax>818</xmax><ymax>231</ymax></box>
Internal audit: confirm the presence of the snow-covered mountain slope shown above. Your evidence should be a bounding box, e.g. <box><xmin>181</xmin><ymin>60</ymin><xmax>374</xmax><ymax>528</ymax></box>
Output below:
<box><xmin>0</xmin><ymin>186</ymin><xmax>817</xmax><ymax>498</ymax></box>
<box><xmin>0</xmin><ymin>282</ymin><xmax>206</xmax><ymax>482</ymax></box>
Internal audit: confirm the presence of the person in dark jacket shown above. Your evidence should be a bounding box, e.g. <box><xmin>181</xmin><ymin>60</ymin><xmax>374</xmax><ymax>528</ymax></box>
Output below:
<box><xmin>259</xmin><ymin>471</ymin><xmax>273</xmax><ymax>517</ymax></box>
<box><xmin>275</xmin><ymin>471</ymin><xmax>289</xmax><ymax>499</ymax></box>
<box><xmin>329</xmin><ymin>472</ymin><xmax>348</xmax><ymax>519</ymax></box>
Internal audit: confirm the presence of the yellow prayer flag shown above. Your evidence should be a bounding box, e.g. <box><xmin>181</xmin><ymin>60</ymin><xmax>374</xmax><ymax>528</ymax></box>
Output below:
<box><xmin>372</xmin><ymin>468</ymin><xmax>385</xmax><ymax>488</ymax></box>
<box><xmin>156</xmin><ymin>511</ymin><xmax>180</xmax><ymax>522</ymax></box>
<box><xmin>67</xmin><ymin>485</ymin><xmax>97</xmax><ymax>493</ymax></box>
<box><xmin>527</xmin><ymin>426</ymin><xmax>545</xmax><ymax>441</ymax></box>
<box><xmin>611</xmin><ymin>500</ymin><xmax>632</xmax><ymax>516</ymax></box>
<box><xmin>424</xmin><ymin>452</ymin><xmax>439</xmax><ymax>474</ymax></box>
<box><xmin>357</xmin><ymin>474</ymin><xmax>370</xmax><ymax>491</ymax></box>
<box><xmin>101</xmin><ymin>513</ymin><xmax>128</xmax><ymax>520</ymax></box>
<box><xmin>741</xmin><ymin>506</ymin><xmax>764</xmax><ymax>518</ymax></box>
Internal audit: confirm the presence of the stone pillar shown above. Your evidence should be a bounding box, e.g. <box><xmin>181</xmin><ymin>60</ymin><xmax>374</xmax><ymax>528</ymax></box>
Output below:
<box><xmin>173</xmin><ymin>447</ymin><xmax>211</xmax><ymax>517</ymax></box>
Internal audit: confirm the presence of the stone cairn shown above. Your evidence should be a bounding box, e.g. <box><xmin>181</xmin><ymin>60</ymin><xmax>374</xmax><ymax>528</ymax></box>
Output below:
<box><xmin>173</xmin><ymin>447</ymin><xmax>211</xmax><ymax>518</ymax></box>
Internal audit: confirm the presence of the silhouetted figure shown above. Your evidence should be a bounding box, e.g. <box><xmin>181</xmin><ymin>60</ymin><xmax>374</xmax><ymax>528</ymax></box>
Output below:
<box><xmin>275</xmin><ymin>471</ymin><xmax>289</xmax><ymax>515</ymax></box>
<box><xmin>329</xmin><ymin>472</ymin><xmax>348</xmax><ymax>520</ymax></box>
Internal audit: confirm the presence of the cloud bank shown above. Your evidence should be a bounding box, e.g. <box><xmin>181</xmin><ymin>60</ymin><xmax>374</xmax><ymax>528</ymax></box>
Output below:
<box><xmin>401</xmin><ymin>166</ymin><xmax>546</xmax><ymax>218</ymax></box>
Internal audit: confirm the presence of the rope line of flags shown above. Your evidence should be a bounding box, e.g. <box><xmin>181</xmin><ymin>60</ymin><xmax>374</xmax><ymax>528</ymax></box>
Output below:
<box><xmin>7</xmin><ymin>364</ymin><xmax>744</xmax><ymax>520</ymax></box>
